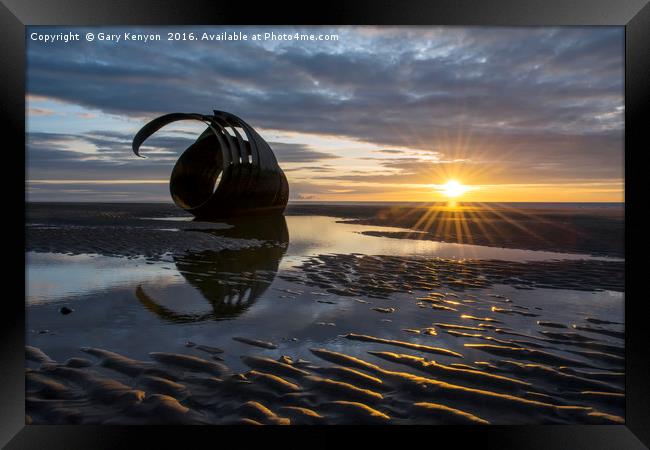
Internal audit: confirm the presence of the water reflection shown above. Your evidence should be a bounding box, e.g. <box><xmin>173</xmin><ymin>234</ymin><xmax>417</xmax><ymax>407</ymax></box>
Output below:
<box><xmin>135</xmin><ymin>215</ymin><xmax>289</xmax><ymax>323</ymax></box>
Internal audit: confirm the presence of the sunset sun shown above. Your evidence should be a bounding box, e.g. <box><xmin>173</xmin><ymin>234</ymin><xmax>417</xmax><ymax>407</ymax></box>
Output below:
<box><xmin>441</xmin><ymin>180</ymin><xmax>467</xmax><ymax>198</ymax></box>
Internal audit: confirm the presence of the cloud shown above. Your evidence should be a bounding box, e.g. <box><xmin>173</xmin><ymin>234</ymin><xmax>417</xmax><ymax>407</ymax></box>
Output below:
<box><xmin>26</xmin><ymin>26</ymin><xmax>624</xmax><ymax>201</ymax></box>
<box><xmin>27</xmin><ymin>27</ymin><xmax>623</xmax><ymax>141</ymax></box>
<box><xmin>375</xmin><ymin>149</ymin><xmax>406</xmax><ymax>155</ymax></box>
<box><xmin>27</xmin><ymin>131</ymin><xmax>181</xmax><ymax>181</ymax></box>
<box><xmin>268</xmin><ymin>142</ymin><xmax>339</xmax><ymax>163</ymax></box>
<box><xmin>28</xmin><ymin>108</ymin><xmax>54</xmax><ymax>116</ymax></box>
<box><xmin>27</xmin><ymin>129</ymin><xmax>338</xmax><ymax>168</ymax></box>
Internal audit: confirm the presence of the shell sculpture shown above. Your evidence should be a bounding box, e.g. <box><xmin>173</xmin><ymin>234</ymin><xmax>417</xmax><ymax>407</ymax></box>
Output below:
<box><xmin>132</xmin><ymin>110</ymin><xmax>289</xmax><ymax>219</ymax></box>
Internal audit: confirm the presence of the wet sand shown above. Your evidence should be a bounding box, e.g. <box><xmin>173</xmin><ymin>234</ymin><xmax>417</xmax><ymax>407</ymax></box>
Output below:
<box><xmin>286</xmin><ymin>202</ymin><xmax>624</xmax><ymax>258</ymax></box>
<box><xmin>25</xmin><ymin>202</ymin><xmax>624</xmax><ymax>425</ymax></box>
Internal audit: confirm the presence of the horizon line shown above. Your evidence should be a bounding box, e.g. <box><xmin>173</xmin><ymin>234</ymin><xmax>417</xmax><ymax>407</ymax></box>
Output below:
<box><xmin>25</xmin><ymin>200</ymin><xmax>625</xmax><ymax>204</ymax></box>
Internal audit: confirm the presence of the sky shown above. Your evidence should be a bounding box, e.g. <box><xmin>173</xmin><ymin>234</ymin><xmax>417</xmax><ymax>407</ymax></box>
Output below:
<box><xmin>26</xmin><ymin>26</ymin><xmax>624</xmax><ymax>203</ymax></box>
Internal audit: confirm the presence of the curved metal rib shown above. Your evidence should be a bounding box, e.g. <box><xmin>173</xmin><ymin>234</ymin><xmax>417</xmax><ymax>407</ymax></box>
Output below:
<box><xmin>132</xmin><ymin>113</ymin><xmax>212</xmax><ymax>157</ymax></box>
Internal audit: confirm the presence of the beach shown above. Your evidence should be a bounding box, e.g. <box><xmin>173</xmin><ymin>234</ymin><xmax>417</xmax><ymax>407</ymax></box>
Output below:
<box><xmin>25</xmin><ymin>202</ymin><xmax>624</xmax><ymax>425</ymax></box>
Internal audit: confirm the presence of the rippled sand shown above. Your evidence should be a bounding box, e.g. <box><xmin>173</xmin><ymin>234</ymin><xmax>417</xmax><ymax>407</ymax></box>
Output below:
<box><xmin>25</xmin><ymin>203</ymin><xmax>624</xmax><ymax>425</ymax></box>
<box><xmin>26</xmin><ymin>281</ymin><xmax>623</xmax><ymax>425</ymax></box>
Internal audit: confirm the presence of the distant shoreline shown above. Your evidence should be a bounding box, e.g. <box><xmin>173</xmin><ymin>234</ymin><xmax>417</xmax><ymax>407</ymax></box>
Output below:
<box><xmin>25</xmin><ymin>200</ymin><xmax>625</xmax><ymax>207</ymax></box>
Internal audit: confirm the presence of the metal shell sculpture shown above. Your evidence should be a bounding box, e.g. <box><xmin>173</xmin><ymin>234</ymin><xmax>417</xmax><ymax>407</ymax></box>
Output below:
<box><xmin>132</xmin><ymin>110</ymin><xmax>289</xmax><ymax>219</ymax></box>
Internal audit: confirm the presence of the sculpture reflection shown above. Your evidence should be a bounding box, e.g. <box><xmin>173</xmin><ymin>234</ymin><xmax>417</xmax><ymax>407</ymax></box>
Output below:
<box><xmin>136</xmin><ymin>215</ymin><xmax>289</xmax><ymax>323</ymax></box>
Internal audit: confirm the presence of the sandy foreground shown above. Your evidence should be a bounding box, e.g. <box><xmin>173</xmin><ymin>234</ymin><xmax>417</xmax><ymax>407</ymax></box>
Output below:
<box><xmin>25</xmin><ymin>203</ymin><xmax>624</xmax><ymax>425</ymax></box>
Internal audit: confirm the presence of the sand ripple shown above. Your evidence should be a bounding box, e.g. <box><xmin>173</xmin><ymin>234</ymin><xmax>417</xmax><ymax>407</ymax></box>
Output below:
<box><xmin>281</xmin><ymin>254</ymin><xmax>624</xmax><ymax>295</ymax></box>
<box><xmin>26</xmin><ymin>338</ymin><xmax>624</xmax><ymax>425</ymax></box>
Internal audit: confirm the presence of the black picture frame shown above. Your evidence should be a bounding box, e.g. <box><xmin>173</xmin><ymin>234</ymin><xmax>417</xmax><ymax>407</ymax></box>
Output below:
<box><xmin>2</xmin><ymin>0</ymin><xmax>648</xmax><ymax>447</ymax></box>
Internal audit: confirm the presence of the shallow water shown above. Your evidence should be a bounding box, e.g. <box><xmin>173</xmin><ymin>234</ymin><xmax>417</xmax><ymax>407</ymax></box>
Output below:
<box><xmin>27</xmin><ymin>253</ymin><xmax>180</xmax><ymax>306</ymax></box>
<box><xmin>25</xmin><ymin>212</ymin><xmax>625</xmax><ymax>425</ymax></box>
<box><xmin>281</xmin><ymin>216</ymin><xmax>621</xmax><ymax>262</ymax></box>
<box><xmin>27</xmin><ymin>215</ymin><xmax>618</xmax><ymax>305</ymax></box>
